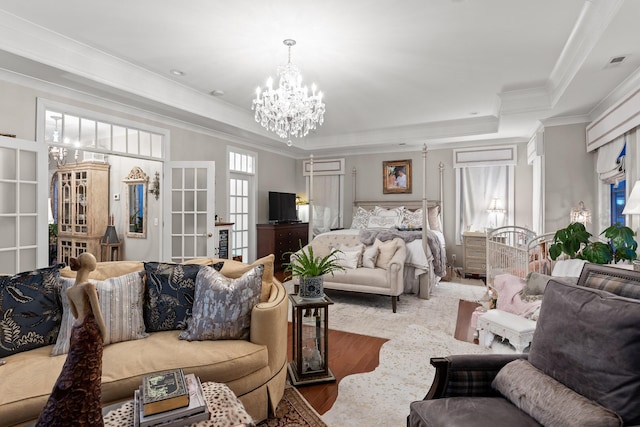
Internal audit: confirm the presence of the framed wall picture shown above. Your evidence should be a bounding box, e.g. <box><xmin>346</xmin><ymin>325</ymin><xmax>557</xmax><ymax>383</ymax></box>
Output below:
<box><xmin>383</xmin><ymin>159</ymin><xmax>412</xmax><ymax>194</ymax></box>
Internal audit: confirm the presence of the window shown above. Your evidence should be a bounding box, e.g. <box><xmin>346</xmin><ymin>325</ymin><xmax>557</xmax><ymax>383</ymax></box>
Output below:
<box><xmin>611</xmin><ymin>180</ymin><xmax>626</xmax><ymax>225</ymax></box>
<box><xmin>229</xmin><ymin>150</ymin><xmax>256</xmax><ymax>262</ymax></box>
<box><xmin>38</xmin><ymin>98</ymin><xmax>167</xmax><ymax>161</ymax></box>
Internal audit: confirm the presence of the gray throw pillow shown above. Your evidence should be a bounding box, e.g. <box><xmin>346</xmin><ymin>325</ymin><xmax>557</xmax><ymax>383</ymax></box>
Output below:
<box><xmin>492</xmin><ymin>359</ymin><xmax>622</xmax><ymax>427</ymax></box>
<box><xmin>529</xmin><ymin>281</ymin><xmax>640</xmax><ymax>425</ymax></box>
<box><xmin>179</xmin><ymin>264</ymin><xmax>263</xmax><ymax>341</ymax></box>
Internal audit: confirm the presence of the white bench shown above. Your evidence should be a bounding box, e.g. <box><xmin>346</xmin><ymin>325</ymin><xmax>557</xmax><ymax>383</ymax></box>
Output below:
<box><xmin>477</xmin><ymin>309</ymin><xmax>536</xmax><ymax>353</ymax></box>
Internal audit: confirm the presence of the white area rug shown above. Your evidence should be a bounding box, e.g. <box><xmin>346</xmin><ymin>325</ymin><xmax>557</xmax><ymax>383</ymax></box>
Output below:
<box><xmin>285</xmin><ymin>281</ymin><xmax>514</xmax><ymax>427</ymax></box>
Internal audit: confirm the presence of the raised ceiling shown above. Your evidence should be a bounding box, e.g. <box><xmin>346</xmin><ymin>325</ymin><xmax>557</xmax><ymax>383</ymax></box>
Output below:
<box><xmin>0</xmin><ymin>0</ymin><xmax>639</xmax><ymax>157</ymax></box>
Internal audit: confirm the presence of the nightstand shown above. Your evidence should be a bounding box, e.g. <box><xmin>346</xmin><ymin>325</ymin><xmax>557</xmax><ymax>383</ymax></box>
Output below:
<box><xmin>462</xmin><ymin>231</ymin><xmax>487</xmax><ymax>279</ymax></box>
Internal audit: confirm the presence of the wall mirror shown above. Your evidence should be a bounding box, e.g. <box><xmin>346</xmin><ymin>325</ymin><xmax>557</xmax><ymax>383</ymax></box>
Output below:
<box><xmin>123</xmin><ymin>166</ymin><xmax>148</xmax><ymax>238</ymax></box>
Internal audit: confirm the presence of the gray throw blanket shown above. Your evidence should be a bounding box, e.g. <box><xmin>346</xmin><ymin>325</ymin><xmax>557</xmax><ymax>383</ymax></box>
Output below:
<box><xmin>359</xmin><ymin>229</ymin><xmax>447</xmax><ymax>277</ymax></box>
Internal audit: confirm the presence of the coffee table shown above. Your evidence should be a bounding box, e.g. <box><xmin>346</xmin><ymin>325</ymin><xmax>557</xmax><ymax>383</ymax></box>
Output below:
<box><xmin>103</xmin><ymin>381</ymin><xmax>253</xmax><ymax>427</ymax></box>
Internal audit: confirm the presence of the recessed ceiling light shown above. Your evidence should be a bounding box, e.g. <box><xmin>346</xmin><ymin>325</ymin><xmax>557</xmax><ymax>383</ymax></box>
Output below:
<box><xmin>210</xmin><ymin>90</ymin><xmax>225</xmax><ymax>97</ymax></box>
<box><xmin>170</xmin><ymin>69</ymin><xmax>185</xmax><ymax>76</ymax></box>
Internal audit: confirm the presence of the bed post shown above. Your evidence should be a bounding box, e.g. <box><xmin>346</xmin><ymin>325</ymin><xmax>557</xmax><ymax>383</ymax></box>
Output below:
<box><xmin>352</xmin><ymin>167</ymin><xmax>357</xmax><ymax>210</ymax></box>
<box><xmin>309</xmin><ymin>154</ymin><xmax>314</xmax><ymax>243</ymax></box>
<box><xmin>420</xmin><ymin>144</ymin><xmax>431</xmax><ymax>299</ymax></box>
<box><xmin>439</xmin><ymin>161</ymin><xmax>444</xmax><ymax>234</ymax></box>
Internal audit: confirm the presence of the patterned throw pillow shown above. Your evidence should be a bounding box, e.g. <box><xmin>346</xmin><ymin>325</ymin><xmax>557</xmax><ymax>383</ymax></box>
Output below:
<box><xmin>401</xmin><ymin>208</ymin><xmax>426</xmax><ymax>229</ymax></box>
<box><xmin>179</xmin><ymin>264</ymin><xmax>263</xmax><ymax>341</ymax></box>
<box><xmin>143</xmin><ymin>262</ymin><xmax>224</xmax><ymax>332</ymax></box>
<box><xmin>51</xmin><ymin>271</ymin><xmax>148</xmax><ymax>356</ymax></box>
<box><xmin>350</xmin><ymin>207</ymin><xmax>372</xmax><ymax>229</ymax></box>
<box><xmin>367</xmin><ymin>215</ymin><xmax>401</xmax><ymax>229</ymax></box>
<box><xmin>0</xmin><ymin>265</ymin><xmax>63</xmax><ymax>357</ymax></box>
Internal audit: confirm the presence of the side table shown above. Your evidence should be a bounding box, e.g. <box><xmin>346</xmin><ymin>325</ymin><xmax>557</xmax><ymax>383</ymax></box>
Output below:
<box><xmin>102</xmin><ymin>381</ymin><xmax>253</xmax><ymax>427</ymax></box>
<box><xmin>288</xmin><ymin>293</ymin><xmax>336</xmax><ymax>386</ymax></box>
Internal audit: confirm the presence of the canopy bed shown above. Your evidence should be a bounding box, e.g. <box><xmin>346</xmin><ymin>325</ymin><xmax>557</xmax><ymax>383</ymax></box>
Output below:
<box><xmin>305</xmin><ymin>145</ymin><xmax>447</xmax><ymax>299</ymax></box>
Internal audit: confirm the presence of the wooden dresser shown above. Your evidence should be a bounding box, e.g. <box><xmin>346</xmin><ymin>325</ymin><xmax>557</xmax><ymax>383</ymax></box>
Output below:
<box><xmin>462</xmin><ymin>231</ymin><xmax>487</xmax><ymax>278</ymax></box>
<box><xmin>257</xmin><ymin>223</ymin><xmax>309</xmax><ymax>270</ymax></box>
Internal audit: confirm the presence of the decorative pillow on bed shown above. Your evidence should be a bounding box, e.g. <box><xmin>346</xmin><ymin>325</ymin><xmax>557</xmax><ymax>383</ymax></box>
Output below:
<box><xmin>179</xmin><ymin>264</ymin><xmax>263</xmax><ymax>341</ymax></box>
<box><xmin>362</xmin><ymin>245</ymin><xmax>380</xmax><ymax>268</ymax></box>
<box><xmin>401</xmin><ymin>208</ymin><xmax>426</xmax><ymax>229</ymax></box>
<box><xmin>367</xmin><ymin>215</ymin><xmax>401</xmax><ymax>229</ymax></box>
<box><xmin>52</xmin><ymin>271</ymin><xmax>148</xmax><ymax>356</ymax></box>
<box><xmin>373</xmin><ymin>206</ymin><xmax>404</xmax><ymax>218</ymax></box>
<box><xmin>143</xmin><ymin>261</ymin><xmax>224</xmax><ymax>332</ymax></box>
<box><xmin>374</xmin><ymin>239</ymin><xmax>398</xmax><ymax>269</ymax></box>
<box><xmin>427</xmin><ymin>206</ymin><xmax>443</xmax><ymax>233</ymax></box>
<box><xmin>0</xmin><ymin>265</ymin><xmax>63</xmax><ymax>358</ymax></box>
<box><xmin>334</xmin><ymin>244</ymin><xmax>364</xmax><ymax>269</ymax></box>
<box><xmin>351</xmin><ymin>207</ymin><xmax>372</xmax><ymax>229</ymax></box>
<box><xmin>492</xmin><ymin>359</ymin><xmax>622</xmax><ymax>427</ymax></box>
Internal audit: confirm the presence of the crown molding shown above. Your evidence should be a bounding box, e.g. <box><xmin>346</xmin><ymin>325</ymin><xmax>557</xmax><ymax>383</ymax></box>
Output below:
<box><xmin>499</xmin><ymin>0</ymin><xmax>624</xmax><ymax>116</ymax></box>
<box><xmin>0</xmin><ymin>9</ymin><xmax>274</xmax><ymax>139</ymax></box>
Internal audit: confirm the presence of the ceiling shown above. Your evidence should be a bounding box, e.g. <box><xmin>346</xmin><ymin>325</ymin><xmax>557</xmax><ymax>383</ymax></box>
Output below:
<box><xmin>1</xmin><ymin>0</ymin><xmax>639</xmax><ymax>157</ymax></box>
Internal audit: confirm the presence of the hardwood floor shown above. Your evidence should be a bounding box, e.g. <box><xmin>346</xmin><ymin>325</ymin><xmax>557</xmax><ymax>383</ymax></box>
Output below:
<box><xmin>287</xmin><ymin>324</ymin><xmax>388</xmax><ymax>414</ymax></box>
<box><xmin>276</xmin><ymin>269</ymin><xmax>389</xmax><ymax>414</ymax></box>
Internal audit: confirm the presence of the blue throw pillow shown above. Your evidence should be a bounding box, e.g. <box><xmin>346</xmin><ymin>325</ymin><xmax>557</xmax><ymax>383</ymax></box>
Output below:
<box><xmin>143</xmin><ymin>261</ymin><xmax>223</xmax><ymax>332</ymax></box>
<box><xmin>0</xmin><ymin>265</ymin><xmax>63</xmax><ymax>357</ymax></box>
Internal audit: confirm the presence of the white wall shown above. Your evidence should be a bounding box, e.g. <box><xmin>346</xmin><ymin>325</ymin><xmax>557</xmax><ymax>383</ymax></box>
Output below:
<box><xmin>0</xmin><ymin>77</ymin><xmax>296</xmax><ymax>263</ymax></box>
<box><xmin>297</xmin><ymin>142</ymin><xmax>534</xmax><ymax>264</ymax></box>
<box><xmin>543</xmin><ymin>123</ymin><xmax>597</xmax><ymax>234</ymax></box>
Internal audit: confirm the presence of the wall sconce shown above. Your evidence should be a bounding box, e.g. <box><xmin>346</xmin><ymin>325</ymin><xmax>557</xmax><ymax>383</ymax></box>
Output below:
<box><xmin>149</xmin><ymin>171</ymin><xmax>160</xmax><ymax>200</ymax></box>
<box><xmin>570</xmin><ymin>201</ymin><xmax>592</xmax><ymax>225</ymax></box>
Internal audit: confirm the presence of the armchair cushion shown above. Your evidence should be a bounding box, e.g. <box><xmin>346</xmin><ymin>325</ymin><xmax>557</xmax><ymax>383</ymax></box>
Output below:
<box><xmin>492</xmin><ymin>359</ymin><xmax>621</xmax><ymax>427</ymax></box>
<box><xmin>409</xmin><ymin>397</ymin><xmax>540</xmax><ymax>427</ymax></box>
<box><xmin>528</xmin><ymin>280</ymin><xmax>640</xmax><ymax>425</ymax></box>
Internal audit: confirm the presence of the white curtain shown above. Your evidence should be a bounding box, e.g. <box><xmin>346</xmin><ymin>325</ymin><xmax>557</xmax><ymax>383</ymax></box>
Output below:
<box><xmin>456</xmin><ymin>165</ymin><xmax>509</xmax><ymax>243</ymax></box>
<box><xmin>597</xmin><ymin>135</ymin><xmax>625</xmax><ymax>184</ymax></box>
<box><xmin>310</xmin><ymin>175</ymin><xmax>340</xmax><ymax>235</ymax></box>
<box><xmin>531</xmin><ymin>156</ymin><xmax>544</xmax><ymax>234</ymax></box>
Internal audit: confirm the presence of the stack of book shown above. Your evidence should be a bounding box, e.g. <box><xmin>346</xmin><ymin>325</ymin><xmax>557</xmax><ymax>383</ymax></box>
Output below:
<box><xmin>134</xmin><ymin>368</ymin><xmax>210</xmax><ymax>427</ymax></box>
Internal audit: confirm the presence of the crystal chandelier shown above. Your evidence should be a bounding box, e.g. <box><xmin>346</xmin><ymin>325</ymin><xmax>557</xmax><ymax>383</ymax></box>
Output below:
<box><xmin>252</xmin><ymin>39</ymin><xmax>325</xmax><ymax>146</ymax></box>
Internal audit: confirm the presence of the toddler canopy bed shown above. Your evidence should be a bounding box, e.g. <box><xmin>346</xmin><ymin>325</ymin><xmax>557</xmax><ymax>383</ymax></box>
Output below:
<box><xmin>305</xmin><ymin>145</ymin><xmax>447</xmax><ymax>299</ymax></box>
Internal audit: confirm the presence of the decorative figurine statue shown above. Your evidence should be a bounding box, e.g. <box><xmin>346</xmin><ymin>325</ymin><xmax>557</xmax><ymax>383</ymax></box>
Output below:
<box><xmin>36</xmin><ymin>253</ymin><xmax>106</xmax><ymax>427</ymax></box>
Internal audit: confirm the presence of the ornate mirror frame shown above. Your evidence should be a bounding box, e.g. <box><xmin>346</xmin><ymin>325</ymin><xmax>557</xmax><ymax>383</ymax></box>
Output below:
<box><xmin>123</xmin><ymin>166</ymin><xmax>148</xmax><ymax>239</ymax></box>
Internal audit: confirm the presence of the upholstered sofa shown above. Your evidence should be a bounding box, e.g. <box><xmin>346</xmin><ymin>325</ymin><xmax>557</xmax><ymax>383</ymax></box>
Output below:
<box><xmin>290</xmin><ymin>233</ymin><xmax>406</xmax><ymax>312</ymax></box>
<box><xmin>409</xmin><ymin>263</ymin><xmax>640</xmax><ymax>427</ymax></box>
<box><xmin>0</xmin><ymin>254</ymin><xmax>288</xmax><ymax>427</ymax></box>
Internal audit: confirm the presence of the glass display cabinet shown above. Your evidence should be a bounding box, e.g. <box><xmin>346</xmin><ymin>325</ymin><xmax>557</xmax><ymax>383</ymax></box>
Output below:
<box><xmin>288</xmin><ymin>293</ymin><xmax>336</xmax><ymax>386</ymax></box>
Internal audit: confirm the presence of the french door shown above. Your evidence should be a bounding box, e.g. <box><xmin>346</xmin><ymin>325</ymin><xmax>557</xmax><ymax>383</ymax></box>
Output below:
<box><xmin>163</xmin><ymin>161</ymin><xmax>215</xmax><ymax>262</ymax></box>
<box><xmin>0</xmin><ymin>136</ymin><xmax>48</xmax><ymax>274</ymax></box>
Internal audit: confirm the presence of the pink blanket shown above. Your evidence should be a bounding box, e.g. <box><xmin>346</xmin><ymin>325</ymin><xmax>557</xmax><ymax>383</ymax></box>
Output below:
<box><xmin>493</xmin><ymin>273</ymin><xmax>542</xmax><ymax>320</ymax></box>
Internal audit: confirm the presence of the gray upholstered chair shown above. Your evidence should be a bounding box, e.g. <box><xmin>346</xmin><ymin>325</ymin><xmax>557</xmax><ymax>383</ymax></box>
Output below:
<box><xmin>408</xmin><ymin>263</ymin><xmax>640</xmax><ymax>427</ymax></box>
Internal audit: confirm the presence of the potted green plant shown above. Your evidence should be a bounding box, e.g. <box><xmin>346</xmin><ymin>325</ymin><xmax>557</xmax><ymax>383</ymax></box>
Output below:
<box><xmin>549</xmin><ymin>222</ymin><xmax>637</xmax><ymax>264</ymax></box>
<box><xmin>601</xmin><ymin>222</ymin><xmax>637</xmax><ymax>263</ymax></box>
<box><xmin>283</xmin><ymin>241</ymin><xmax>345</xmax><ymax>300</ymax></box>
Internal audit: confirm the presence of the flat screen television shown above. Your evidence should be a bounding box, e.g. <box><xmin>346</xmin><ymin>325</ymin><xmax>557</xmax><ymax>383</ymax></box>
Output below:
<box><xmin>268</xmin><ymin>191</ymin><xmax>299</xmax><ymax>223</ymax></box>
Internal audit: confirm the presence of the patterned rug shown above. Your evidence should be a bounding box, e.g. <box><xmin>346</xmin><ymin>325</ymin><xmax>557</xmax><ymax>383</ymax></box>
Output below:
<box><xmin>257</xmin><ymin>386</ymin><xmax>326</xmax><ymax>427</ymax></box>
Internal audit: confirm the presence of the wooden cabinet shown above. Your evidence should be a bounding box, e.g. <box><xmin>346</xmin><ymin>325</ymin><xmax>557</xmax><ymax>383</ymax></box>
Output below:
<box><xmin>257</xmin><ymin>223</ymin><xmax>309</xmax><ymax>270</ymax></box>
<box><xmin>214</xmin><ymin>222</ymin><xmax>234</xmax><ymax>259</ymax></box>
<box><xmin>57</xmin><ymin>162</ymin><xmax>110</xmax><ymax>266</ymax></box>
<box><xmin>462</xmin><ymin>231</ymin><xmax>486</xmax><ymax>278</ymax></box>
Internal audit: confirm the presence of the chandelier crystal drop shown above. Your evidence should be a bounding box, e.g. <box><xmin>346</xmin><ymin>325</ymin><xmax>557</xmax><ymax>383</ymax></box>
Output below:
<box><xmin>252</xmin><ymin>39</ymin><xmax>325</xmax><ymax>146</ymax></box>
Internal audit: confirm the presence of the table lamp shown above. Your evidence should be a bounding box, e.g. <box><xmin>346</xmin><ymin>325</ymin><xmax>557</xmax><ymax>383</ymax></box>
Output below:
<box><xmin>622</xmin><ymin>181</ymin><xmax>640</xmax><ymax>270</ymax></box>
